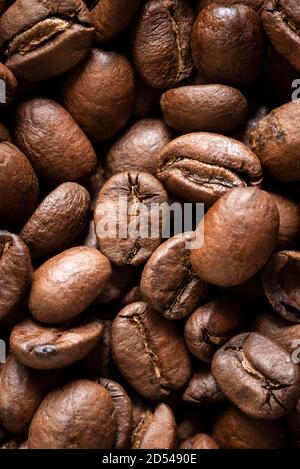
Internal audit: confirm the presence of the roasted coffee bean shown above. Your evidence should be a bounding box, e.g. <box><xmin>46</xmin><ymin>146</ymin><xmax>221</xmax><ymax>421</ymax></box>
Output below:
<box><xmin>0</xmin><ymin>143</ymin><xmax>38</xmax><ymax>228</ymax></box>
<box><xmin>14</xmin><ymin>98</ymin><xmax>97</xmax><ymax>185</ymax></box>
<box><xmin>212</xmin><ymin>405</ymin><xmax>287</xmax><ymax>449</ymax></box>
<box><xmin>76</xmin><ymin>220</ymin><xmax>98</xmax><ymax>249</ymax></box>
<box><xmin>230</xmin><ymin>103</ymin><xmax>270</xmax><ymax>147</ymax></box>
<box><xmin>106</xmin><ymin>119</ymin><xmax>173</xmax><ymax>177</ymax></box>
<box><xmin>0</xmin><ymin>63</ymin><xmax>17</xmax><ymax>107</ymax></box>
<box><xmin>179</xmin><ymin>433</ymin><xmax>219</xmax><ymax>449</ymax></box>
<box><xmin>212</xmin><ymin>332</ymin><xmax>300</xmax><ymax>419</ymax></box>
<box><xmin>10</xmin><ymin>316</ymin><xmax>103</xmax><ymax>370</ymax></box>
<box><xmin>111</xmin><ymin>302</ymin><xmax>191</xmax><ymax>400</ymax></box>
<box><xmin>269</xmin><ymin>193</ymin><xmax>300</xmax><ymax>251</ymax></box>
<box><xmin>184</xmin><ymin>296</ymin><xmax>248</xmax><ymax>362</ymax></box>
<box><xmin>97</xmin><ymin>378</ymin><xmax>132</xmax><ymax>449</ymax></box>
<box><xmin>20</xmin><ymin>183</ymin><xmax>90</xmax><ymax>260</ymax></box>
<box><xmin>86</xmin><ymin>0</ymin><xmax>140</xmax><ymax>43</ymax></box>
<box><xmin>121</xmin><ymin>284</ymin><xmax>143</xmax><ymax>306</ymax></box>
<box><xmin>263</xmin><ymin>251</ymin><xmax>300</xmax><ymax>323</ymax></box>
<box><xmin>250</xmin><ymin>101</ymin><xmax>300</xmax><ymax>183</ymax></box>
<box><xmin>0</xmin><ymin>122</ymin><xmax>12</xmax><ymax>143</ymax></box>
<box><xmin>61</xmin><ymin>49</ymin><xmax>135</xmax><ymax>142</ymax></box>
<box><xmin>157</xmin><ymin>133</ymin><xmax>262</xmax><ymax>206</ymax></box>
<box><xmin>141</xmin><ymin>234</ymin><xmax>208</xmax><ymax>320</ymax></box>
<box><xmin>0</xmin><ymin>355</ymin><xmax>59</xmax><ymax>433</ymax></box>
<box><xmin>183</xmin><ymin>368</ymin><xmax>225</xmax><ymax>406</ymax></box>
<box><xmin>94</xmin><ymin>172</ymin><xmax>168</xmax><ymax>266</ymax></box>
<box><xmin>0</xmin><ymin>232</ymin><xmax>31</xmax><ymax>321</ymax></box>
<box><xmin>132</xmin><ymin>0</ymin><xmax>195</xmax><ymax>89</ymax></box>
<box><xmin>133</xmin><ymin>77</ymin><xmax>162</xmax><ymax>118</ymax></box>
<box><xmin>95</xmin><ymin>265</ymin><xmax>134</xmax><ymax>305</ymax></box>
<box><xmin>254</xmin><ymin>311</ymin><xmax>300</xmax><ymax>354</ymax></box>
<box><xmin>131</xmin><ymin>403</ymin><xmax>176</xmax><ymax>449</ymax></box>
<box><xmin>160</xmin><ymin>85</ymin><xmax>248</xmax><ymax>134</ymax></box>
<box><xmin>262</xmin><ymin>0</ymin><xmax>300</xmax><ymax>73</ymax></box>
<box><xmin>190</xmin><ymin>188</ymin><xmax>279</xmax><ymax>286</ymax></box>
<box><xmin>28</xmin><ymin>380</ymin><xmax>117</xmax><ymax>449</ymax></box>
<box><xmin>0</xmin><ymin>0</ymin><xmax>94</xmax><ymax>81</ymax></box>
<box><xmin>29</xmin><ymin>247</ymin><xmax>111</xmax><ymax>323</ymax></box>
<box><xmin>192</xmin><ymin>5</ymin><xmax>264</xmax><ymax>86</ymax></box>
<box><xmin>197</xmin><ymin>0</ymin><xmax>265</xmax><ymax>12</ymax></box>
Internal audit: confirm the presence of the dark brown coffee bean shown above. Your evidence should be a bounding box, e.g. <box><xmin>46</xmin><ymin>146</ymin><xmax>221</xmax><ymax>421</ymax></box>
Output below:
<box><xmin>0</xmin><ymin>355</ymin><xmax>59</xmax><ymax>433</ymax></box>
<box><xmin>0</xmin><ymin>122</ymin><xmax>12</xmax><ymax>143</ymax></box>
<box><xmin>190</xmin><ymin>188</ymin><xmax>279</xmax><ymax>286</ymax></box>
<box><xmin>212</xmin><ymin>405</ymin><xmax>287</xmax><ymax>448</ymax></box>
<box><xmin>20</xmin><ymin>183</ymin><xmax>90</xmax><ymax>260</ymax></box>
<box><xmin>0</xmin><ymin>63</ymin><xmax>17</xmax><ymax>107</ymax></box>
<box><xmin>86</xmin><ymin>0</ymin><xmax>140</xmax><ymax>43</ymax></box>
<box><xmin>75</xmin><ymin>220</ymin><xmax>98</xmax><ymax>249</ymax></box>
<box><xmin>254</xmin><ymin>311</ymin><xmax>300</xmax><ymax>355</ymax></box>
<box><xmin>141</xmin><ymin>234</ymin><xmax>208</xmax><ymax>320</ymax></box>
<box><xmin>61</xmin><ymin>49</ymin><xmax>135</xmax><ymax>142</ymax></box>
<box><xmin>184</xmin><ymin>296</ymin><xmax>248</xmax><ymax>362</ymax></box>
<box><xmin>263</xmin><ymin>250</ymin><xmax>300</xmax><ymax>323</ymax></box>
<box><xmin>95</xmin><ymin>265</ymin><xmax>135</xmax><ymax>305</ymax></box>
<box><xmin>97</xmin><ymin>378</ymin><xmax>132</xmax><ymax>449</ymax></box>
<box><xmin>29</xmin><ymin>247</ymin><xmax>111</xmax><ymax>323</ymax></box>
<box><xmin>106</xmin><ymin>119</ymin><xmax>174</xmax><ymax>177</ymax></box>
<box><xmin>28</xmin><ymin>380</ymin><xmax>117</xmax><ymax>448</ymax></box>
<box><xmin>157</xmin><ymin>133</ymin><xmax>262</xmax><ymax>206</ymax></box>
<box><xmin>112</xmin><ymin>302</ymin><xmax>191</xmax><ymax>400</ymax></box>
<box><xmin>250</xmin><ymin>101</ymin><xmax>300</xmax><ymax>183</ymax></box>
<box><xmin>212</xmin><ymin>332</ymin><xmax>300</xmax><ymax>419</ymax></box>
<box><xmin>177</xmin><ymin>410</ymin><xmax>208</xmax><ymax>443</ymax></box>
<box><xmin>0</xmin><ymin>142</ymin><xmax>38</xmax><ymax>228</ymax></box>
<box><xmin>0</xmin><ymin>0</ymin><xmax>94</xmax><ymax>81</ymax></box>
<box><xmin>270</xmin><ymin>193</ymin><xmax>300</xmax><ymax>251</ymax></box>
<box><xmin>183</xmin><ymin>368</ymin><xmax>225</xmax><ymax>406</ymax></box>
<box><xmin>121</xmin><ymin>284</ymin><xmax>143</xmax><ymax>306</ymax></box>
<box><xmin>131</xmin><ymin>403</ymin><xmax>176</xmax><ymax>449</ymax></box>
<box><xmin>262</xmin><ymin>1</ymin><xmax>300</xmax><ymax>73</ymax></box>
<box><xmin>160</xmin><ymin>85</ymin><xmax>248</xmax><ymax>133</ymax></box>
<box><xmin>10</xmin><ymin>316</ymin><xmax>103</xmax><ymax>370</ymax></box>
<box><xmin>0</xmin><ymin>231</ymin><xmax>31</xmax><ymax>321</ymax></box>
<box><xmin>197</xmin><ymin>0</ymin><xmax>265</xmax><ymax>12</ymax></box>
<box><xmin>94</xmin><ymin>172</ymin><xmax>168</xmax><ymax>266</ymax></box>
<box><xmin>192</xmin><ymin>5</ymin><xmax>264</xmax><ymax>86</ymax></box>
<box><xmin>179</xmin><ymin>433</ymin><xmax>219</xmax><ymax>449</ymax></box>
<box><xmin>14</xmin><ymin>98</ymin><xmax>97</xmax><ymax>185</ymax></box>
<box><xmin>230</xmin><ymin>103</ymin><xmax>270</xmax><ymax>147</ymax></box>
<box><xmin>133</xmin><ymin>77</ymin><xmax>162</xmax><ymax>118</ymax></box>
<box><xmin>132</xmin><ymin>0</ymin><xmax>195</xmax><ymax>89</ymax></box>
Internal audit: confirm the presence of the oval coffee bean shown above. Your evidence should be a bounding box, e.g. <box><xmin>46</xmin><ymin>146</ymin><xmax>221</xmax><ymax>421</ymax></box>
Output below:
<box><xmin>157</xmin><ymin>133</ymin><xmax>262</xmax><ymax>206</ymax></box>
<box><xmin>61</xmin><ymin>49</ymin><xmax>135</xmax><ymax>142</ymax></box>
<box><xmin>183</xmin><ymin>368</ymin><xmax>225</xmax><ymax>406</ymax></box>
<box><xmin>270</xmin><ymin>193</ymin><xmax>300</xmax><ymax>251</ymax></box>
<box><xmin>0</xmin><ymin>142</ymin><xmax>38</xmax><ymax>228</ymax></box>
<box><xmin>250</xmin><ymin>101</ymin><xmax>300</xmax><ymax>183</ymax></box>
<box><xmin>160</xmin><ymin>85</ymin><xmax>248</xmax><ymax>134</ymax></box>
<box><xmin>14</xmin><ymin>98</ymin><xmax>97</xmax><ymax>185</ymax></box>
<box><xmin>131</xmin><ymin>403</ymin><xmax>176</xmax><ymax>449</ymax></box>
<box><xmin>20</xmin><ymin>183</ymin><xmax>90</xmax><ymax>260</ymax></box>
<box><xmin>111</xmin><ymin>302</ymin><xmax>192</xmax><ymax>400</ymax></box>
<box><xmin>140</xmin><ymin>234</ymin><xmax>208</xmax><ymax>320</ymax></box>
<box><xmin>197</xmin><ymin>0</ymin><xmax>265</xmax><ymax>12</ymax></box>
<box><xmin>212</xmin><ymin>332</ymin><xmax>300</xmax><ymax>419</ymax></box>
<box><xmin>190</xmin><ymin>188</ymin><xmax>279</xmax><ymax>286</ymax></box>
<box><xmin>254</xmin><ymin>311</ymin><xmax>300</xmax><ymax>354</ymax></box>
<box><xmin>0</xmin><ymin>231</ymin><xmax>31</xmax><ymax>321</ymax></box>
<box><xmin>95</xmin><ymin>265</ymin><xmax>135</xmax><ymax>305</ymax></box>
<box><xmin>263</xmin><ymin>251</ymin><xmax>300</xmax><ymax>323</ymax></box>
<box><xmin>94</xmin><ymin>172</ymin><xmax>168</xmax><ymax>266</ymax></box>
<box><xmin>10</xmin><ymin>316</ymin><xmax>103</xmax><ymax>370</ymax></box>
<box><xmin>0</xmin><ymin>0</ymin><xmax>93</xmax><ymax>81</ymax></box>
<box><xmin>192</xmin><ymin>5</ymin><xmax>264</xmax><ymax>86</ymax></box>
<box><xmin>184</xmin><ymin>296</ymin><xmax>248</xmax><ymax>362</ymax></box>
<box><xmin>28</xmin><ymin>380</ymin><xmax>117</xmax><ymax>448</ymax></box>
<box><xmin>179</xmin><ymin>434</ymin><xmax>219</xmax><ymax>449</ymax></box>
<box><xmin>29</xmin><ymin>247</ymin><xmax>111</xmax><ymax>323</ymax></box>
<box><xmin>212</xmin><ymin>405</ymin><xmax>287</xmax><ymax>449</ymax></box>
<box><xmin>105</xmin><ymin>119</ymin><xmax>174</xmax><ymax>177</ymax></box>
<box><xmin>97</xmin><ymin>378</ymin><xmax>132</xmax><ymax>449</ymax></box>
<box><xmin>132</xmin><ymin>0</ymin><xmax>195</xmax><ymax>89</ymax></box>
<box><xmin>87</xmin><ymin>0</ymin><xmax>140</xmax><ymax>43</ymax></box>
<box><xmin>262</xmin><ymin>0</ymin><xmax>300</xmax><ymax>73</ymax></box>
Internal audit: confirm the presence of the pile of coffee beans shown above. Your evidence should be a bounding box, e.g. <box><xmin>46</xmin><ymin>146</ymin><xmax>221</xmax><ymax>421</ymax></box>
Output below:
<box><xmin>0</xmin><ymin>0</ymin><xmax>300</xmax><ymax>450</ymax></box>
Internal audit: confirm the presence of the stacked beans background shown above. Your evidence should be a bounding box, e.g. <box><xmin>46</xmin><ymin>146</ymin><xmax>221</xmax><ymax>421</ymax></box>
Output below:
<box><xmin>0</xmin><ymin>0</ymin><xmax>299</xmax><ymax>450</ymax></box>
